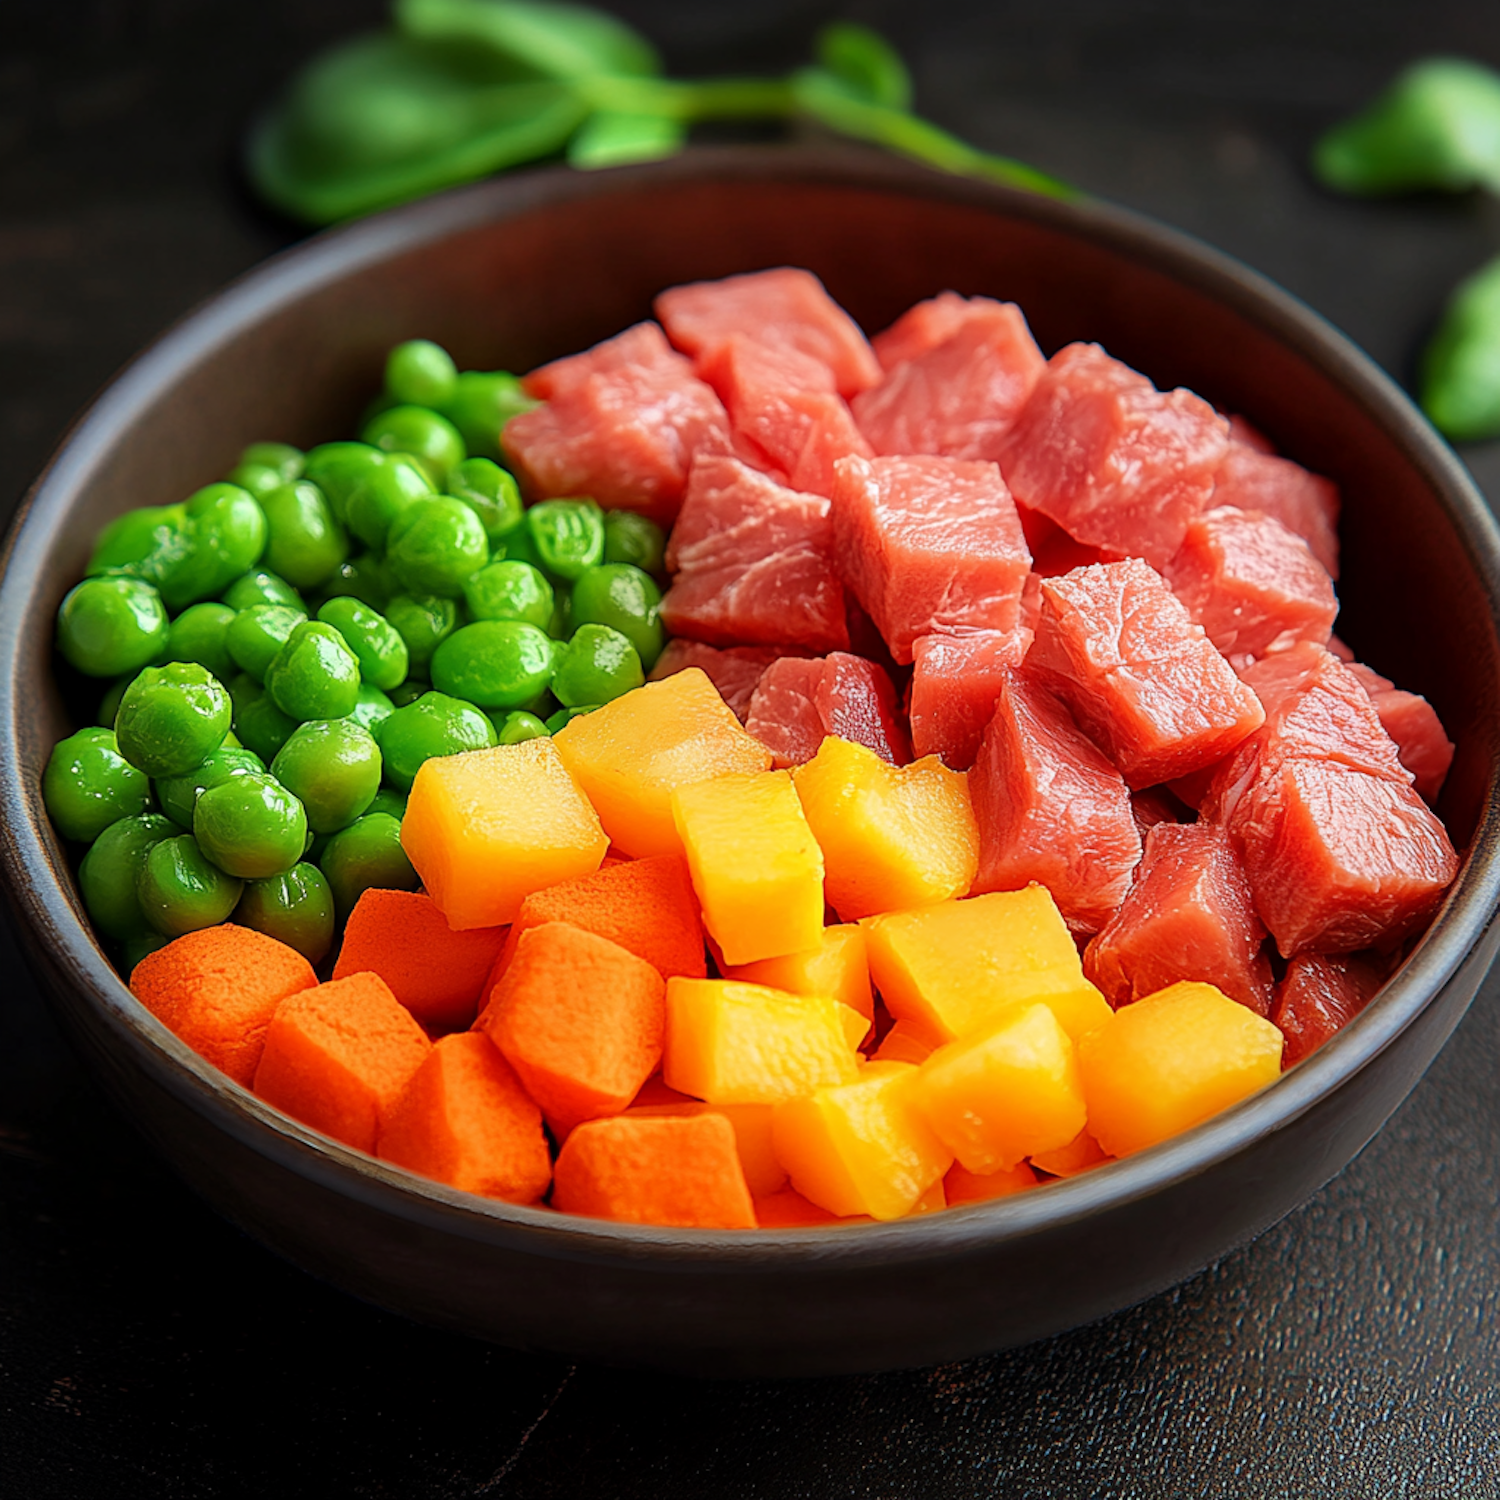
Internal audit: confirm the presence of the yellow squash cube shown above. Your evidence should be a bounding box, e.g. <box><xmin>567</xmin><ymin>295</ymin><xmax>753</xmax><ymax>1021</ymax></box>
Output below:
<box><xmin>862</xmin><ymin>885</ymin><xmax>1112</xmax><ymax>1044</ymax></box>
<box><xmin>724</xmin><ymin>923</ymin><xmax>874</xmax><ymax>1021</ymax></box>
<box><xmin>1078</xmin><ymin>981</ymin><xmax>1284</xmax><ymax>1157</ymax></box>
<box><xmin>671</xmin><ymin>771</ymin><xmax>824</xmax><ymax>965</ymax></box>
<box><xmin>792</xmin><ymin>737</ymin><xmax>979</xmax><ymax>920</ymax></box>
<box><xmin>1029</xmin><ymin>1128</ymin><xmax>1110</xmax><ymax>1177</ymax></box>
<box><xmin>401</xmin><ymin>740</ymin><xmax>606</xmax><ymax>928</ymax></box>
<box><xmin>553</xmin><ymin>669</ymin><xmax>771</xmax><ymax>858</ymax></box>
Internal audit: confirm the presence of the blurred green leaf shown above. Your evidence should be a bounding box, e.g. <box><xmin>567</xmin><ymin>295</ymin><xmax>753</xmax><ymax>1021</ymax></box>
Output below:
<box><xmin>567</xmin><ymin>110</ymin><xmax>687</xmax><ymax>168</ymax></box>
<box><xmin>1421</xmin><ymin>253</ymin><xmax>1500</xmax><ymax>440</ymax></box>
<box><xmin>814</xmin><ymin>23</ymin><xmax>911</xmax><ymax>111</ymax></box>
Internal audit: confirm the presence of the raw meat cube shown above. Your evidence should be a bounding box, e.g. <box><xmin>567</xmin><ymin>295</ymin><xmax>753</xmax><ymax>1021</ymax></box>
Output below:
<box><xmin>831</xmin><ymin>453</ymin><xmax>1032</xmax><ymax>664</ymax></box>
<box><xmin>1272</xmin><ymin>952</ymin><xmax>1385</xmax><ymax>1066</ymax></box>
<box><xmin>648</xmin><ymin>641</ymin><xmax>794</xmax><ymax>722</ymax></box>
<box><xmin>521</xmin><ymin>321</ymin><xmax>685</xmax><ymax>400</ymax></box>
<box><xmin>909</xmin><ymin>626</ymin><xmax>1033</xmax><ymax>770</ymax></box>
<box><xmin>1130</xmin><ymin>786</ymin><xmax>1190</xmax><ymax>841</ymax></box>
<box><xmin>871</xmin><ymin>291</ymin><xmax>976</xmax><ymax>369</ymax></box>
<box><xmin>1226</xmin><ymin>414</ymin><xmax>1277</xmax><ymax>454</ymax></box>
<box><xmin>745</xmin><ymin>653</ymin><xmax>909</xmax><ymax>768</ymax></box>
<box><xmin>998</xmin><ymin>343</ymin><xmax>1230</xmax><ymax>568</ymax></box>
<box><xmin>1209</xmin><ymin>445</ymin><xmax>1340</xmax><ymax>578</ymax></box>
<box><xmin>1347</xmin><ymin>662</ymin><xmax>1454</xmax><ymax>804</ymax></box>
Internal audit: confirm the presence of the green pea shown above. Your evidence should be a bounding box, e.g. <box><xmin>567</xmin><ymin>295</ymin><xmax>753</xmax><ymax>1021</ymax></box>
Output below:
<box><xmin>98</xmin><ymin>673</ymin><xmax>135</xmax><ymax>729</ymax></box>
<box><xmin>500</xmin><ymin>522</ymin><xmax>550</xmax><ymax>574</ymax></box>
<box><xmin>603</xmin><ymin>509</ymin><xmax>667</xmax><ymax>578</ymax></box>
<box><xmin>159</xmin><ymin>483</ymin><xmax>268</xmax><ymax>611</ymax></box>
<box><xmin>386</xmin><ymin>339</ymin><xmax>458</xmax><ymax>408</ymax></box>
<box><xmin>346</xmin><ymin>683</ymin><xmax>396</xmax><ymax>736</ymax></box>
<box><xmin>164</xmin><ymin>602</ymin><xmax>236</xmax><ymax>682</ymax></box>
<box><xmin>121</xmin><ymin>929</ymin><xmax>172</xmax><ymax>972</ymax></box>
<box><xmin>194</xmin><ymin>771</ymin><xmax>308</xmax><ymax>879</ymax></box>
<box><xmin>235</xmin><ymin>863</ymin><xmax>335</xmax><ymax>965</ymax></box>
<box><xmin>545</xmin><ymin>704</ymin><xmax>596</xmax><ymax>733</ymax></box>
<box><xmin>319</xmin><ymin>812</ymin><xmax>417</xmax><ymax>920</ymax></box>
<box><xmin>225</xmin><ymin>462</ymin><xmax>284</xmax><ymax>500</ymax></box>
<box><xmin>570</xmin><ymin>563</ymin><xmax>664</xmax><ymax>670</ymax></box>
<box><xmin>447</xmin><ymin>457</ymin><xmax>524</xmax><ymax>547</ymax></box>
<box><xmin>271</xmin><ymin>719</ymin><xmax>382</xmax><ymax>833</ymax></box>
<box><xmin>316</xmin><ymin>552</ymin><xmax>395</xmax><ymax>612</ymax></box>
<box><xmin>221</xmin><ymin>568</ymin><xmax>305</xmax><ymax>612</ymax></box>
<box><xmin>56</xmin><ymin>575</ymin><xmax>169</xmax><ymax>677</ymax></box>
<box><xmin>430</xmin><ymin>620</ymin><xmax>554</xmax><ymax>711</ymax></box>
<box><xmin>302</xmin><ymin>441</ymin><xmax>385</xmax><ymax>525</ymax></box>
<box><xmin>362</xmin><ymin>405</ymin><xmax>466</xmax><ymax>489</ymax></box>
<box><xmin>137</xmin><ymin>833</ymin><xmax>243</xmax><ymax>937</ymax></box>
<box><xmin>315</xmin><ymin>596</ymin><xmax>409</xmax><ymax>690</ymax></box>
<box><xmin>264</xmin><ymin>621</ymin><xmax>361</xmax><ymax>722</ymax></box>
<box><xmin>261</xmin><ymin>479</ymin><xmax>348</xmax><ymax>590</ymax></box>
<box><xmin>463</xmin><ymin>559</ymin><xmax>553</xmax><ymax>629</ymax></box>
<box><xmin>155</xmin><ymin>743</ymin><xmax>266</xmax><ymax>829</ymax></box>
<box><xmin>548</xmin><ymin>586</ymin><xmax>573</xmax><ymax>641</ymax></box>
<box><xmin>42</xmin><ymin>727</ymin><xmax>151</xmax><ymax>842</ymax></box>
<box><xmin>526</xmin><ymin>498</ymin><xmax>605</xmax><ymax>581</ymax></box>
<box><xmin>440</xmin><ymin>371</ymin><xmax>537</xmax><ymax>460</ymax></box>
<box><xmin>366</xmin><ymin>787</ymin><xmax>407</xmax><ymax>821</ymax></box>
<box><xmin>378</xmin><ymin>691</ymin><xmax>496</xmax><ymax>792</ymax></box>
<box><xmin>79</xmin><ymin>812</ymin><xmax>177</xmax><ymax>940</ymax></box>
<box><xmin>495</xmin><ymin>710</ymin><xmax>550</xmax><ymax>745</ymax></box>
<box><xmin>115</xmin><ymin>662</ymin><xmax>232</xmax><ymax>778</ymax></box>
<box><xmin>228</xmin><ymin>673</ymin><xmax>298</xmax><ymax>763</ymax></box>
<box><xmin>551</xmin><ymin>623</ymin><xmax>643</xmax><ymax>708</ymax></box>
<box><xmin>241</xmin><ymin>442</ymin><xmax>304</xmax><ymax>483</ymax></box>
<box><xmin>87</xmin><ymin>503</ymin><xmax>191</xmax><ymax>590</ymax></box>
<box><xmin>385</xmin><ymin>592</ymin><xmax>461</xmax><ymax>676</ymax></box>
<box><xmin>387</xmin><ymin>680</ymin><xmax>427</xmax><ymax>709</ymax></box>
<box><xmin>344</xmin><ymin>451</ymin><xmax>434</xmax><ymax>551</ymax></box>
<box><xmin>226</xmin><ymin>604</ymin><xmax>308</xmax><ymax>683</ymax></box>
<box><xmin>386</xmin><ymin>496</ymin><xmax>490</xmax><ymax>598</ymax></box>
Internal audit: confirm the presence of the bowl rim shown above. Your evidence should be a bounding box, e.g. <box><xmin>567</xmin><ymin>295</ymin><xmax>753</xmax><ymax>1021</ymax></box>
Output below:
<box><xmin>4</xmin><ymin>143</ymin><xmax>1499</xmax><ymax>1268</ymax></box>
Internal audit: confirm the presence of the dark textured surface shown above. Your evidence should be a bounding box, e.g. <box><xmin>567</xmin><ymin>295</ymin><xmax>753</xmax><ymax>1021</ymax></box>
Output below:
<box><xmin>2</xmin><ymin>2</ymin><xmax>1498</xmax><ymax>1495</ymax></box>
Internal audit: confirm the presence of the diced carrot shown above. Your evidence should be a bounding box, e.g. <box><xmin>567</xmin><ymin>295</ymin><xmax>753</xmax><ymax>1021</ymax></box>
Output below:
<box><xmin>130</xmin><ymin>924</ymin><xmax>318</xmax><ymax>1087</ymax></box>
<box><xmin>377</xmin><ymin>1032</ymin><xmax>552</xmax><ymax>1204</ymax></box>
<box><xmin>627</xmin><ymin>1100</ymin><xmax>786</xmax><ymax>1196</ymax></box>
<box><xmin>252</xmin><ymin>971</ymin><xmax>432</xmax><ymax>1152</ymax></box>
<box><xmin>552</xmin><ymin>1112</ymin><xmax>757</xmax><ymax>1228</ymax></box>
<box><xmin>944</xmin><ymin>1160</ymin><xmax>1039</xmax><ymax>1205</ymax></box>
<box><xmin>630</xmin><ymin>1076</ymin><xmax>697</xmax><ymax>1108</ymax></box>
<box><xmin>1029</xmin><ymin>1129</ymin><xmax>1110</xmax><ymax>1177</ymax></box>
<box><xmin>478</xmin><ymin>921</ymin><xmax>666</xmax><ymax>1132</ymax></box>
<box><xmin>333</xmin><ymin>889</ymin><xmax>507</xmax><ymax>1033</ymax></box>
<box><xmin>753</xmin><ymin>1188</ymin><xmax>871</xmax><ymax>1227</ymax></box>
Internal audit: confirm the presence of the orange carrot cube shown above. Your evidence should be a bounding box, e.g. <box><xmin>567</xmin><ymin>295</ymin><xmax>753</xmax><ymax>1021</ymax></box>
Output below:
<box><xmin>724</xmin><ymin>923</ymin><xmax>873</xmax><ymax>1021</ymax></box>
<box><xmin>1029</xmin><ymin>1128</ymin><xmax>1110</xmax><ymax>1177</ymax></box>
<box><xmin>945</xmin><ymin>1160</ymin><xmax>1039</xmax><ymax>1205</ymax></box>
<box><xmin>752</xmin><ymin>1187</ymin><xmax>867</xmax><ymax>1227</ymax></box>
<box><xmin>627</xmin><ymin>1099</ymin><xmax>786</xmax><ymax>1196</ymax></box>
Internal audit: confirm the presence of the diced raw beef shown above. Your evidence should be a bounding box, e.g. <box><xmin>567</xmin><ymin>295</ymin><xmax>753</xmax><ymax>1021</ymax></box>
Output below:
<box><xmin>504</xmin><ymin>324</ymin><xmax>730</xmax><ymax>527</ymax></box>
<box><xmin>909</xmin><ymin>626</ymin><xmax>1033</xmax><ymax>770</ymax></box>
<box><xmin>520</xmin><ymin>321</ymin><xmax>685</xmax><ymax>400</ymax></box>
<box><xmin>1030</xmin><ymin>526</ymin><xmax>1116</xmax><ymax>579</ymax></box>
<box><xmin>1130</xmin><ymin>786</ymin><xmax>1190</xmax><ymax>842</ymax></box>
<box><xmin>1347</xmin><ymin>662</ymin><xmax>1454</xmax><ymax>804</ymax></box>
<box><xmin>1272</xmin><ymin>952</ymin><xmax>1385</xmax><ymax>1066</ymax></box>
<box><xmin>698</xmin><ymin>337</ymin><xmax>872</xmax><ymax>498</ymax></box>
<box><xmin>872</xmin><ymin>291</ymin><xmax>976</xmax><ymax>369</ymax></box>
<box><xmin>968</xmin><ymin>667</ymin><xmax>1141</xmax><ymax>932</ymax></box>
<box><xmin>1083</xmin><ymin>822</ymin><xmax>1273</xmax><ymax>1015</ymax></box>
<box><xmin>648</xmin><ymin>641</ymin><xmax>794</xmax><ymax>722</ymax></box>
<box><xmin>655</xmin><ymin>267</ymin><xmax>881</xmax><ymax>397</ymax></box>
<box><xmin>1164</xmin><ymin>506</ymin><xmax>1337</xmax><ymax>659</ymax></box>
<box><xmin>1327</xmin><ymin>634</ymin><xmax>1355</xmax><ymax>661</ymax></box>
<box><xmin>998</xmin><ymin>343</ymin><xmax>1230</xmax><ymax>568</ymax></box>
<box><xmin>1209</xmin><ymin>445</ymin><xmax>1340</xmax><ymax>579</ymax></box>
<box><xmin>1027</xmin><ymin>559</ymin><xmax>1266</xmax><ymax>789</ymax></box>
<box><xmin>831</xmin><ymin>453</ymin><xmax>1032</xmax><ymax>663</ymax></box>
<box><xmin>661</xmin><ymin>453</ymin><xmax>848</xmax><ymax>653</ymax></box>
<box><xmin>745</xmin><ymin>653</ymin><xmax>909</xmax><ymax>768</ymax></box>
<box><xmin>1226</xmin><ymin>414</ymin><xmax>1277</xmax><ymax>454</ymax></box>
<box><xmin>851</xmin><ymin>300</ymin><xmax>1045</xmax><ymax>462</ymax></box>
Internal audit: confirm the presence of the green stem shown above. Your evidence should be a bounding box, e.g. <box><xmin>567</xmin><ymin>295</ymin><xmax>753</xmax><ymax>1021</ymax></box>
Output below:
<box><xmin>580</xmin><ymin>74</ymin><xmax>797</xmax><ymax>122</ymax></box>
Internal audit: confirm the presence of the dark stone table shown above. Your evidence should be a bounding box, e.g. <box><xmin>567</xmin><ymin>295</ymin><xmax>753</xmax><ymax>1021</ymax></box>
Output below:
<box><xmin>2</xmin><ymin>3</ymin><xmax>1497</xmax><ymax>1494</ymax></box>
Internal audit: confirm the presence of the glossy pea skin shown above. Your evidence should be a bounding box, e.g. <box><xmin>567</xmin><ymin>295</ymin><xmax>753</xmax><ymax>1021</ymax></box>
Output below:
<box><xmin>386</xmin><ymin>496</ymin><xmax>490</xmax><ymax>598</ymax></box>
<box><xmin>362</xmin><ymin>405</ymin><xmax>466</xmax><ymax>489</ymax></box>
<box><xmin>121</xmin><ymin>930</ymin><xmax>170</xmax><ymax>972</ymax></box>
<box><xmin>221</xmin><ymin>568</ymin><xmax>304</xmax><ymax>612</ymax></box>
<box><xmin>155</xmin><ymin>743</ymin><xmax>266</xmax><ymax>829</ymax></box>
<box><xmin>447</xmin><ymin>457</ymin><xmax>524</xmax><ymax>547</ymax></box>
<box><xmin>235</xmin><ymin>863</ymin><xmax>336</xmax><ymax>965</ymax></box>
<box><xmin>463</xmin><ymin>559</ymin><xmax>552</xmax><ymax>629</ymax></box>
<box><xmin>319</xmin><ymin>812</ymin><xmax>417</xmax><ymax>920</ymax></box>
<box><xmin>194</xmin><ymin>770</ymin><xmax>308</xmax><ymax>880</ymax></box>
<box><xmin>241</xmin><ymin>442</ymin><xmax>304</xmax><ymax>483</ymax></box>
<box><xmin>56</xmin><ymin>575</ymin><xmax>169</xmax><ymax>677</ymax></box>
<box><xmin>570</xmin><ymin>563</ymin><xmax>663</xmax><ymax>670</ymax></box>
<box><xmin>114</xmin><ymin>662</ymin><xmax>232</xmax><ymax>778</ymax></box>
<box><xmin>164</xmin><ymin>601</ymin><xmax>237</xmax><ymax>682</ymax></box>
<box><xmin>264</xmin><ymin>621</ymin><xmax>362</xmax><ymax>722</ymax></box>
<box><xmin>97</xmin><ymin>673</ymin><xmax>135</xmax><ymax>729</ymax></box>
<box><xmin>316</xmin><ymin>552</ymin><xmax>395</xmax><ymax>612</ymax></box>
<box><xmin>365</xmin><ymin>786</ymin><xmax>407</xmax><ymax>821</ymax></box>
<box><xmin>78</xmin><ymin>812</ymin><xmax>177</xmax><ymax>940</ymax></box>
<box><xmin>602</xmin><ymin>509</ymin><xmax>666</xmax><ymax>578</ymax></box>
<box><xmin>225</xmin><ymin>604</ymin><xmax>307</xmax><ymax>683</ymax></box>
<box><xmin>225</xmin><ymin>462</ymin><xmax>284</xmax><ymax>500</ymax></box>
<box><xmin>550</xmin><ymin>623</ymin><xmax>643</xmax><ymax>708</ymax></box>
<box><xmin>228</xmin><ymin>673</ymin><xmax>299</xmax><ymax>764</ymax></box>
<box><xmin>430</xmin><ymin>620</ymin><xmax>554</xmax><ymax>711</ymax></box>
<box><xmin>302</xmin><ymin>441</ymin><xmax>385</xmax><ymax>525</ymax></box>
<box><xmin>344</xmin><ymin>452</ymin><xmax>434</xmax><ymax>551</ymax></box>
<box><xmin>386</xmin><ymin>679</ymin><xmax>427</xmax><ymax>709</ymax></box>
<box><xmin>261</xmin><ymin>479</ymin><xmax>349</xmax><ymax>590</ymax></box>
<box><xmin>439</xmin><ymin>371</ymin><xmax>537</xmax><ymax>461</ymax></box>
<box><xmin>137</xmin><ymin>833</ymin><xmax>243</xmax><ymax>937</ymax></box>
<box><xmin>271</xmin><ymin>718</ymin><xmax>382</xmax><ymax>833</ymax></box>
<box><xmin>384</xmin><ymin>592</ymin><xmax>461</xmax><ymax>677</ymax></box>
<box><xmin>159</xmin><ymin>483</ymin><xmax>268</xmax><ymax>611</ymax></box>
<box><xmin>42</xmin><ymin>727</ymin><xmax>152</xmax><ymax>842</ymax></box>
<box><xmin>346</xmin><ymin>682</ymin><xmax>395</xmax><ymax>737</ymax></box>
<box><xmin>385</xmin><ymin>340</ymin><xmax>458</xmax><ymax>408</ymax></box>
<box><xmin>495</xmin><ymin>710</ymin><xmax>550</xmax><ymax>745</ymax></box>
<box><xmin>87</xmin><ymin>503</ymin><xmax>191</xmax><ymax>590</ymax></box>
<box><xmin>526</xmin><ymin>498</ymin><xmax>605</xmax><ymax>581</ymax></box>
<box><xmin>547</xmin><ymin>586</ymin><xmax>573</xmax><ymax>642</ymax></box>
<box><xmin>378</xmin><ymin>691</ymin><xmax>496</xmax><ymax>792</ymax></box>
<box><xmin>316</xmin><ymin>596</ymin><xmax>409</xmax><ymax>690</ymax></box>
<box><xmin>545</xmin><ymin>704</ymin><xmax>596</xmax><ymax>733</ymax></box>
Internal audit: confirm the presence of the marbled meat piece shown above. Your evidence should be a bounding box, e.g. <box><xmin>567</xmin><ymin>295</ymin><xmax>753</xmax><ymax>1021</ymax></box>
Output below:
<box><xmin>1347</xmin><ymin>662</ymin><xmax>1454</xmax><ymax>804</ymax></box>
<box><xmin>648</xmin><ymin>641</ymin><xmax>795</xmax><ymax>722</ymax></box>
<box><xmin>871</xmin><ymin>291</ymin><xmax>977</xmax><ymax>369</ymax></box>
<box><xmin>908</xmin><ymin>626</ymin><xmax>1033</xmax><ymax>771</ymax></box>
<box><xmin>1209</xmin><ymin>444</ymin><xmax>1340</xmax><ymax>579</ymax></box>
<box><xmin>745</xmin><ymin>653</ymin><xmax>909</xmax><ymax>768</ymax></box>
<box><xmin>1272</xmin><ymin>952</ymin><xmax>1385</xmax><ymax>1067</ymax></box>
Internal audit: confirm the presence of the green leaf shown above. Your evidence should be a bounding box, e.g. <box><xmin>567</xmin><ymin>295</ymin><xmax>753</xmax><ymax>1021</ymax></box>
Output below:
<box><xmin>1314</xmin><ymin>57</ymin><xmax>1500</xmax><ymax>196</ymax></box>
<box><xmin>1421</xmin><ymin>253</ymin><xmax>1500</xmax><ymax>441</ymax></box>
<box><xmin>814</xmin><ymin>23</ymin><xmax>911</xmax><ymax>111</ymax></box>
<box><xmin>567</xmin><ymin>111</ymin><xmax>687</xmax><ymax>168</ymax></box>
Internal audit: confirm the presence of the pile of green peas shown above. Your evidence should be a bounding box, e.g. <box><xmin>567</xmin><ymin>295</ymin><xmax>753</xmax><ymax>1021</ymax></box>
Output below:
<box><xmin>44</xmin><ymin>339</ymin><xmax>670</xmax><ymax>971</ymax></box>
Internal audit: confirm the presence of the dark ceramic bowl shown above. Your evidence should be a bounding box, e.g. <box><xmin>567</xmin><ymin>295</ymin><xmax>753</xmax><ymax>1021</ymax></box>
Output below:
<box><xmin>3</xmin><ymin>148</ymin><xmax>1498</xmax><ymax>1378</ymax></box>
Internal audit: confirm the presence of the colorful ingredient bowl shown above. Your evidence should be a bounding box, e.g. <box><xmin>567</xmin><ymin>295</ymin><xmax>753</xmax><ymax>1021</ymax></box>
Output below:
<box><xmin>3</xmin><ymin>149</ymin><xmax>1498</xmax><ymax>1376</ymax></box>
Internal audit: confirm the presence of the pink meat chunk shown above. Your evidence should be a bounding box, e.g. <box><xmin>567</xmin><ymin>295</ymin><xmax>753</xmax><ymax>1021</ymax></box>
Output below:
<box><xmin>1026</xmin><ymin>559</ymin><xmax>1266</xmax><ymax>789</ymax></box>
<box><xmin>969</xmin><ymin>667</ymin><xmax>1142</xmax><ymax>933</ymax></box>
<box><xmin>1130</xmin><ymin>785</ymin><xmax>1190</xmax><ymax>842</ymax></box>
<box><xmin>655</xmin><ymin>267</ymin><xmax>881</xmax><ymax>397</ymax></box>
<box><xmin>1347</xmin><ymin>662</ymin><xmax>1455</xmax><ymax>804</ymax></box>
<box><xmin>831</xmin><ymin>453</ymin><xmax>1032</xmax><ymax>664</ymax></box>
<box><xmin>871</xmin><ymin>291</ymin><xmax>976</xmax><ymax>370</ymax></box>
<box><xmin>1226</xmin><ymin>414</ymin><xmax>1277</xmax><ymax>454</ymax></box>
<box><xmin>851</xmin><ymin>300</ymin><xmax>1045</xmax><ymax>463</ymax></box>
<box><xmin>660</xmin><ymin>453</ymin><xmax>849</xmax><ymax>653</ymax></box>
<box><xmin>504</xmin><ymin>324</ymin><xmax>729</xmax><ymax>527</ymax></box>
<box><xmin>745</xmin><ymin>653</ymin><xmax>909</xmax><ymax>768</ymax></box>
<box><xmin>909</xmin><ymin>626</ymin><xmax>1034</xmax><ymax>770</ymax></box>
<box><xmin>1164</xmin><ymin>505</ymin><xmax>1337</xmax><ymax>659</ymax></box>
<box><xmin>1083</xmin><ymin>822</ymin><xmax>1273</xmax><ymax>1015</ymax></box>
<box><xmin>520</xmin><ymin>321</ymin><xmax>685</xmax><ymax>400</ymax></box>
<box><xmin>648</xmin><ymin>641</ymin><xmax>796</xmax><ymax>723</ymax></box>
<box><xmin>998</xmin><ymin>343</ymin><xmax>1230</xmax><ymax>569</ymax></box>
<box><xmin>1209</xmin><ymin>445</ymin><xmax>1340</xmax><ymax>579</ymax></box>
<box><xmin>1272</xmin><ymin>952</ymin><xmax>1385</xmax><ymax>1067</ymax></box>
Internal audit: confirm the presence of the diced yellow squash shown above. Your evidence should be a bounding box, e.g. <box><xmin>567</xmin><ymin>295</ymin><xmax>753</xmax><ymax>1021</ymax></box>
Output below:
<box><xmin>791</xmin><ymin>737</ymin><xmax>979</xmax><ymax>920</ymax></box>
<box><xmin>1078</xmin><ymin>981</ymin><xmax>1285</xmax><ymax>1157</ymax></box>
<box><xmin>671</xmin><ymin>771</ymin><xmax>824</xmax><ymax>965</ymax></box>
<box><xmin>771</xmin><ymin>1062</ymin><xmax>953</xmax><ymax>1221</ymax></box>
<box><xmin>725</xmin><ymin>923</ymin><xmax>874</xmax><ymax>1021</ymax></box>
<box><xmin>861</xmin><ymin>885</ymin><xmax>1112</xmax><ymax>1044</ymax></box>
<box><xmin>911</xmin><ymin>1003</ymin><xmax>1087</xmax><ymax>1173</ymax></box>
<box><xmin>401</xmin><ymin>740</ymin><xmax>606</xmax><ymax>928</ymax></box>
<box><xmin>626</xmin><ymin>1101</ymin><xmax>786</xmax><ymax>1197</ymax></box>
<box><xmin>1029</xmin><ymin>1128</ymin><xmax>1110</xmax><ymax>1177</ymax></box>
<box><xmin>552</xmin><ymin>669</ymin><xmax>771</xmax><ymax>858</ymax></box>
<box><xmin>662</xmin><ymin>978</ymin><xmax>862</xmax><ymax>1104</ymax></box>
<box><xmin>871</xmin><ymin>1018</ymin><xmax>943</xmax><ymax>1066</ymax></box>
<box><xmin>945</xmin><ymin>1160</ymin><xmax>1039</xmax><ymax>1205</ymax></box>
